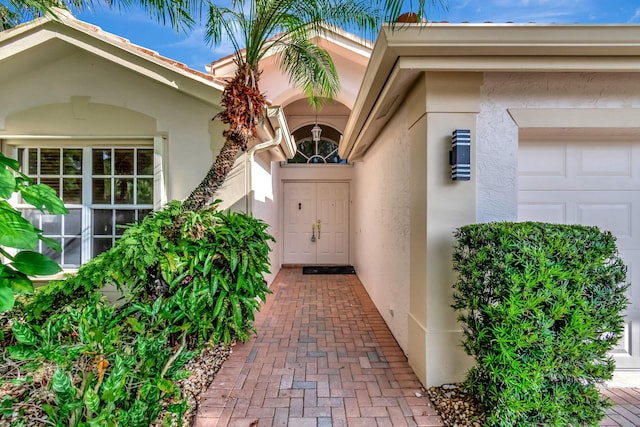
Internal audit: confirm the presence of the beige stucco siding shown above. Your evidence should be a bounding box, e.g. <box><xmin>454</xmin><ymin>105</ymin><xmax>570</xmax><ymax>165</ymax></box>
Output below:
<box><xmin>1</xmin><ymin>49</ymin><xmax>222</xmax><ymax>203</ymax></box>
<box><xmin>252</xmin><ymin>154</ymin><xmax>281</xmax><ymax>286</ymax></box>
<box><xmin>352</xmin><ymin>101</ymin><xmax>411</xmax><ymax>353</ymax></box>
<box><xmin>477</xmin><ymin>72</ymin><xmax>640</xmax><ymax>222</ymax></box>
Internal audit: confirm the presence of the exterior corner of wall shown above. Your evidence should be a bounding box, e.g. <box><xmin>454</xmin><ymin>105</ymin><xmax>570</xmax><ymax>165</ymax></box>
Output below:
<box><xmin>424</xmin><ymin>330</ymin><xmax>474</xmax><ymax>388</ymax></box>
<box><xmin>408</xmin><ymin>314</ymin><xmax>427</xmax><ymax>387</ymax></box>
<box><xmin>425</xmin><ymin>72</ymin><xmax>483</xmax><ymax>114</ymax></box>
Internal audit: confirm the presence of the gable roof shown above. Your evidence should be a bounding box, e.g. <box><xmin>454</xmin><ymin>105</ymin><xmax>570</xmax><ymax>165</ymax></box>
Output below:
<box><xmin>0</xmin><ymin>9</ymin><xmax>224</xmax><ymax>105</ymax></box>
<box><xmin>205</xmin><ymin>24</ymin><xmax>373</xmax><ymax>79</ymax></box>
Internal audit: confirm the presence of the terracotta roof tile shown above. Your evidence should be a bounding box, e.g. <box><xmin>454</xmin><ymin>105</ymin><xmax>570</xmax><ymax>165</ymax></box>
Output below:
<box><xmin>57</xmin><ymin>11</ymin><xmax>219</xmax><ymax>84</ymax></box>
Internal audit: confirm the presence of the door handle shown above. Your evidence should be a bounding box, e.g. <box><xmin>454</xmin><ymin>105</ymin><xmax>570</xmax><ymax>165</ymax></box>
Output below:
<box><xmin>311</xmin><ymin>223</ymin><xmax>316</xmax><ymax>242</ymax></box>
<box><xmin>317</xmin><ymin>220</ymin><xmax>321</xmax><ymax>239</ymax></box>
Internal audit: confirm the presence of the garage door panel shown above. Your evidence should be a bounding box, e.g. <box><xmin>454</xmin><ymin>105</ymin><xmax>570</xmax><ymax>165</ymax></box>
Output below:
<box><xmin>519</xmin><ymin>138</ymin><xmax>640</xmax><ymax>370</ymax></box>
<box><xmin>518</xmin><ymin>203</ymin><xmax>566</xmax><ymax>223</ymax></box>
<box><xmin>612</xmin><ymin>321</ymin><xmax>632</xmax><ymax>355</ymax></box>
<box><xmin>619</xmin><ymin>251</ymin><xmax>640</xmax><ymax>311</ymax></box>
<box><xmin>576</xmin><ymin>203</ymin><xmax>632</xmax><ymax>241</ymax></box>
<box><xmin>576</xmin><ymin>144</ymin><xmax>633</xmax><ymax>178</ymax></box>
<box><xmin>521</xmin><ymin>177</ymin><xmax>640</xmax><ymax>191</ymax></box>
<box><xmin>520</xmin><ymin>140</ymin><xmax>640</xmax><ymax>191</ymax></box>
<box><xmin>519</xmin><ymin>191</ymin><xmax>640</xmax><ymax>250</ymax></box>
<box><xmin>519</xmin><ymin>143</ymin><xmax>566</xmax><ymax>177</ymax></box>
<box><xmin>611</xmin><ymin>321</ymin><xmax>633</xmax><ymax>366</ymax></box>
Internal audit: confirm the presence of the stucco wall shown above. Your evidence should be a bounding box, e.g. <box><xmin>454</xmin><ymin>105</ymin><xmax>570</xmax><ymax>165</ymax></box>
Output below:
<box><xmin>351</xmin><ymin>102</ymin><xmax>411</xmax><ymax>353</ymax></box>
<box><xmin>252</xmin><ymin>154</ymin><xmax>281</xmax><ymax>286</ymax></box>
<box><xmin>0</xmin><ymin>49</ymin><xmax>222</xmax><ymax>204</ymax></box>
<box><xmin>477</xmin><ymin>72</ymin><xmax>640</xmax><ymax>222</ymax></box>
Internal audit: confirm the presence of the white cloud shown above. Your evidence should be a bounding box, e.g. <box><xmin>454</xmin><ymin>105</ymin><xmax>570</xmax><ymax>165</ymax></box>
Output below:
<box><xmin>441</xmin><ymin>0</ymin><xmax>594</xmax><ymax>23</ymax></box>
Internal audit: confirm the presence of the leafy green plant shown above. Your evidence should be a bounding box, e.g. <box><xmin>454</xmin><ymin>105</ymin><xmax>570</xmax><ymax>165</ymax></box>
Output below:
<box><xmin>22</xmin><ymin>201</ymin><xmax>273</xmax><ymax>343</ymax></box>
<box><xmin>0</xmin><ymin>152</ymin><xmax>66</xmax><ymax>311</ymax></box>
<box><xmin>7</xmin><ymin>298</ymin><xmax>195</xmax><ymax>427</ymax></box>
<box><xmin>3</xmin><ymin>200</ymin><xmax>273</xmax><ymax>426</ymax></box>
<box><xmin>452</xmin><ymin>222</ymin><xmax>628</xmax><ymax>426</ymax></box>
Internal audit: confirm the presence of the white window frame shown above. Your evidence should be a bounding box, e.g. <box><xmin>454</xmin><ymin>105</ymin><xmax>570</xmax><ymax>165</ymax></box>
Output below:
<box><xmin>3</xmin><ymin>137</ymin><xmax>166</xmax><ymax>270</ymax></box>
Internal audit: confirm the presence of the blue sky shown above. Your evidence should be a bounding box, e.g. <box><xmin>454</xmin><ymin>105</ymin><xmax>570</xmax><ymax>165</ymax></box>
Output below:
<box><xmin>76</xmin><ymin>0</ymin><xmax>640</xmax><ymax>72</ymax></box>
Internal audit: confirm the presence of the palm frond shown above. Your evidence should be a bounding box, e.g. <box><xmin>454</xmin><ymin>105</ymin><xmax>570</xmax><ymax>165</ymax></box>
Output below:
<box><xmin>205</xmin><ymin>3</ymin><xmax>245</xmax><ymax>65</ymax></box>
<box><xmin>312</xmin><ymin>0</ymin><xmax>378</xmax><ymax>37</ymax></box>
<box><xmin>278</xmin><ymin>38</ymin><xmax>339</xmax><ymax>110</ymax></box>
<box><xmin>2</xmin><ymin>0</ymin><xmax>65</xmax><ymax>24</ymax></box>
<box><xmin>0</xmin><ymin>4</ymin><xmax>21</xmax><ymax>29</ymax></box>
<box><xmin>115</xmin><ymin>0</ymin><xmax>196</xmax><ymax>32</ymax></box>
<box><xmin>200</xmin><ymin>0</ymin><xmax>445</xmax><ymax>106</ymax></box>
<box><xmin>1</xmin><ymin>0</ymin><xmax>197</xmax><ymax>32</ymax></box>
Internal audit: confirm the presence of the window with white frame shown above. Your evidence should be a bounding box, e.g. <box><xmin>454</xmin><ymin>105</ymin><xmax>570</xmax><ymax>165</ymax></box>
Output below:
<box><xmin>287</xmin><ymin>138</ymin><xmax>347</xmax><ymax>164</ymax></box>
<box><xmin>286</xmin><ymin>124</ymin><xmax>348</xmax><ymax>165</ymax></box>
<box><xmin>17</xmin><ymin>146</ymin><xmax>155</xmax><ymax>268</ymax></box>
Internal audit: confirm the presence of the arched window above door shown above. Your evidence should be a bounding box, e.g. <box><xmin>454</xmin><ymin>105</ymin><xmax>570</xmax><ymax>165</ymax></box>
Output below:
<box><xmin>287</xmin><ymin>124</ymin><xmax>348</xmax><ymax>164</ymax></box>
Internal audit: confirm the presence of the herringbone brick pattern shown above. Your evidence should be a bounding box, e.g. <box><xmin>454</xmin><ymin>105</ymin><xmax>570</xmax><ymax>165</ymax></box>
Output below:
<box><xmin>195</xmin><ymin>268</ymin><xmax>444</xmax><ymax>427</ymax></box>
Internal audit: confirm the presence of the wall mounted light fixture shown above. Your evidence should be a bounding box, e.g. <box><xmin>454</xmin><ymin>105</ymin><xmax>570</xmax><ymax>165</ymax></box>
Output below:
<box><xmin>449</xmin><ymin>129</ymin><xmax>471</xmax><ymax>181</ymax></box>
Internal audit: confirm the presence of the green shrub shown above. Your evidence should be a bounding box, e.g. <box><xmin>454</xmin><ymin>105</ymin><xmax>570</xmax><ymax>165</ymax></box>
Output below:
<box><xmin>21</xmin><ymin>200</ymin><xmax>273</xmax><ymax>344</ymax></box>
<box><xmin>6</xmin><ymin>298</ymin><xmax>197</xmax><ymax>426</ymax></box>
<box><xmin>2</xmin><ymin>201</ymin><xmax>273</xmax><ymax>426</ymax></box>
<box><xmin>452</xmin><ymin>222</ymin><xmax>628</xmax><ymax>426</ymax></box>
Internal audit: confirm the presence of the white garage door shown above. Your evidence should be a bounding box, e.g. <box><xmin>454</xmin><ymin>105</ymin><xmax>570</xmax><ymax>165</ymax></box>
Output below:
<box><xmin>518</xmin><ymin>138</ymin><xmax>640</xmax><ymax>369</ymax></box>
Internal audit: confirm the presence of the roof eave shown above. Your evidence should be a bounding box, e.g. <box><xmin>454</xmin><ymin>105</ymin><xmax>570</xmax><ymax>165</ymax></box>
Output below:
<box><xmin>340</xmin><ymin>23</ymin><xmax>640</xmax><ymax>161</ymax></box>
<box><xmin>1</xmin><ymin>11</ymin><xmax>225</xmax><ymax>105</ymax></box>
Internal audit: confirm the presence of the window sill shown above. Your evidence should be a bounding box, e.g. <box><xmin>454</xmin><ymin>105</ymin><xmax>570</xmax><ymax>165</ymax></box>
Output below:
<box><xmin>32</xmin><ymin>269</ymin><xmax>79</xmax><ymax>286</ymax></box>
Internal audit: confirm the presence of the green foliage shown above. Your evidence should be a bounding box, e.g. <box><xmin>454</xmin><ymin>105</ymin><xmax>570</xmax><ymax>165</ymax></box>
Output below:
<box><xmin>3</xmin><ymin>200</ymin><xmax>272</xmax><ymax>426</ymax></box>
<box><xmin>22</xmin><ymin>201</ymin><xmax>273</xmax><ymax>344</ymax></box>
<box><xmin>2</xmin><ymin>0</ymin><xmax>196</xmax><ymax>33</ymax></box>
<box><xmin>7</xmin><ymin>300</ymin><xmax>192</xmax><ymax>426</ymax></box>
<box><xmin>0</xmin><ymin>152</ymin><xmax>66</xmax><ymax>311</ymax></box>
<box><xmin>203</xmin><ymin>0</ymin><xmax>444</xmax><ymax>108</ymax></box>
<box><xmin>452</xmin><ymin>222</ymin><xmax>629</xmax><ymax>426</ymax></box>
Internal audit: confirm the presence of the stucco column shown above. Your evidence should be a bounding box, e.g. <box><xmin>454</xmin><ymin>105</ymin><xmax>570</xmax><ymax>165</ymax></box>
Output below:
<box><xmin>407</xmin><ymin>72</ymin><xmax>482</xmax><ymax>387</ymax></box>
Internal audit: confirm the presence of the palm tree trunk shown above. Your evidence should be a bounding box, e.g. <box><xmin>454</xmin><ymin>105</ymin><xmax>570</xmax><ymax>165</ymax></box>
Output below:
<box><xmin>164</xmin><ymin>130</ymin><xmax>247</xmax><ymax>240</ymax></box>
<box><xmin>182</xmin><ymin>132</ymin><xmax>245</xmax><ymax>212</ymax></box>
<box><xmin>182</xmin><ymin>64</ymin><xmax>265</xmax><ymax>213</ymax></box>
<box><xmin>165</xmin><ymin>64</ymin><xmax>265</xmax><ymax>240</ymax></box>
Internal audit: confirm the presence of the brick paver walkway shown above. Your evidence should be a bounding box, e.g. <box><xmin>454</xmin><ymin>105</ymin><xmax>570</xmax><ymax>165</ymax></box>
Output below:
<box><xmin>195</xmin><ymin>268</ymin><xmax>444</xmax><ymax>426</ymax></box>
<box><xmin>601</xmin><ymin>388</ymin><xmax>640</xmax><ymax>426</ymax></box>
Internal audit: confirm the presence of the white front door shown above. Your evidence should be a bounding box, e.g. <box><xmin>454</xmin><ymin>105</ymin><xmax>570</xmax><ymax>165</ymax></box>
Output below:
<box><xmin>518</xmin><ymin>138</ymin><xmax>640</xmax><ymax>369</ymax></box>
<box><xmin>283</xmin><ymin>182</ymin><xmax>349</xmax><ymax>265</ymax></box>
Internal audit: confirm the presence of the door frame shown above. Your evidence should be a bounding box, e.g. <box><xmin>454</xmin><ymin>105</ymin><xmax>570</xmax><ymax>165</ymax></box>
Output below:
<box><xmin>281</xmin><ymin>179</ymin><xmax>351</xmax><ymax>266</ymax></box>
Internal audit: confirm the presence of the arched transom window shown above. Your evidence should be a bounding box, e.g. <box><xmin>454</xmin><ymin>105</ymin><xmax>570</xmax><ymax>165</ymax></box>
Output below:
<box><xmin>287</xmin><ymin>124</ymin><xmax>347</xmax><ymax>164</ymax></box>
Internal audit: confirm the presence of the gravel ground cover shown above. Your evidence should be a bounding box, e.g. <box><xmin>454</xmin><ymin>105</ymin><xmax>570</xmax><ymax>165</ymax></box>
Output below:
<box><xmin>427</xmin><ymin>383</ymin><xmax>486</xmax><ymax>427</ymax></box>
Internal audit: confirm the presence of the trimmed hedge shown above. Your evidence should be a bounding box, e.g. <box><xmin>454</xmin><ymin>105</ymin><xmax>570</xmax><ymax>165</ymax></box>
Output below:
<box><xmin>452</xmin><ymin>222</ymin><xmax>628</xmax><ymax>426</ymax></box>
